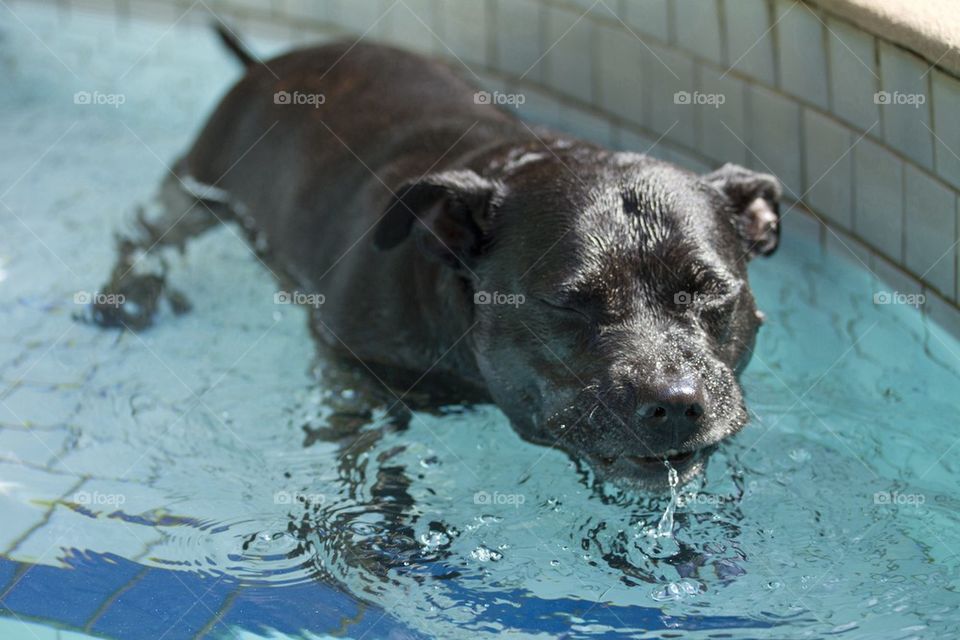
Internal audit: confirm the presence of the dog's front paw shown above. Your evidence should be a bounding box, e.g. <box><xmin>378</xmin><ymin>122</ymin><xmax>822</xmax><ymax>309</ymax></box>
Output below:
<box><xmin>87</xmin><ymin>272</ymin><xmax>166</xmax><ymax>331</ymax></box>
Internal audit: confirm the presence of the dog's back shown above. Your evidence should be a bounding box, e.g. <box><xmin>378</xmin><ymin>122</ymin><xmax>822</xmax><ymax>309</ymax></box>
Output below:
<box><xmin>183</xmin><ymin>40</ymin><xmax>517</xmax><ymax>282</ymax></box>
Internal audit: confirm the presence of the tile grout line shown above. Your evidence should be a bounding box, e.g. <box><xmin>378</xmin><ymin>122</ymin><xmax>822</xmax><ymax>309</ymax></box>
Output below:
<box><xmin>82</xmin><ymin>565</ymin><xmax>153</xmax><ymax>634</ymax></box>
<box><xmin>191</xmin><ymin>588</ymin><xmax>239</xmax><ymax>640</ymax></box>
<box><xmin>3</xmin><ymin>476</ymin><xmax>87</xmax><ymax>558</ymax></box>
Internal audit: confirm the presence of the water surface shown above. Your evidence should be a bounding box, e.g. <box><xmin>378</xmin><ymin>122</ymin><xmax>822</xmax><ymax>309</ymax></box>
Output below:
<box><xmin>1</xmin><ymin>5</ymin><xmax>959</xmax><ymax>639</ymax></box>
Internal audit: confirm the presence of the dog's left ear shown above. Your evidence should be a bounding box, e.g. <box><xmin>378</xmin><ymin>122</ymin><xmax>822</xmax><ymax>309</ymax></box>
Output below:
<box><xmin>373</xmin><ymin>170</ymin><xmax>502</xmax><ymax>268</ymax></box>
<box><xmin>704</xmin><ymin>163</ymin><xmax>782</xmax><ymax>258</ymax></box>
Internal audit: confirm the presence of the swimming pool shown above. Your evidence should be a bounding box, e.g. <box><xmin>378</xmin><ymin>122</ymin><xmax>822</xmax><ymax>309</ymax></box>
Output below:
<box><xmin>1</xmin><ymin>4</ymin><xmax>959</xmax><ymax>639</ymax></box>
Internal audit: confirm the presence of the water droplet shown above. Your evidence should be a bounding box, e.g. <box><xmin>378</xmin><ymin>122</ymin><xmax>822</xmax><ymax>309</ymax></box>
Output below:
<box><xmin>470</xmin><ymin>546</ymin><xmax>502</xmax><ymax>562</ymax></box>
<box><xmin>419</xmin><ymin>530</ymin><xmax>451</xmax><ymax>551</ymax></box>
<box><xmin>651</xmin><ymin>580</ymin><xmax>701</xmax><ymax>602</ymax></box>
<box><xmin>650</xmin><ymin>461</ymin><xmax>679</xmax><ymax>538</ymax></box>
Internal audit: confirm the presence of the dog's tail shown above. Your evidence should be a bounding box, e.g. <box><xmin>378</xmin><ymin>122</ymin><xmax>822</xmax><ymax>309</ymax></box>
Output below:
<box><xmin>213</xmin><ymin>22</ymin><xmax>257</xmax><ymax>68</ymax></box>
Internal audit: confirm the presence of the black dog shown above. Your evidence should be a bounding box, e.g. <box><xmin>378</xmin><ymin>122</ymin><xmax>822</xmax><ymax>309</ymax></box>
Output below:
<box><xmin>94</xmin><ymin>27</ymin><xmax>781</xmax><ymax>486</ymax></box>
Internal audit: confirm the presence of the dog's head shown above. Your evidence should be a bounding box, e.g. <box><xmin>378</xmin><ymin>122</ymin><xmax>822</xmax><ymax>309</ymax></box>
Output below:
<box><xmin>374</xmin><ymin>143</ymin><xmax>781</xmax><ymax>486</ymax></box>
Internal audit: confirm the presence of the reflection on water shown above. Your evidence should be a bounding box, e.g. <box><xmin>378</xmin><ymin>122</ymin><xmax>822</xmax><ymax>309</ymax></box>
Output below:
<box><xmin>1</xmin><ymin>4</ymin><xmax>960</xmax><ymax>639</ymax></box>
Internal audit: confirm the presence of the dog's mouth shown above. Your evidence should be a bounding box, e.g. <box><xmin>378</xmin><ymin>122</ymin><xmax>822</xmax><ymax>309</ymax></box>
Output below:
<box><xmin>630</xmin><ymin>449</ymin><xmax>696</xmax><ymax>468</ymax></box>
<box><xmin>597</xmin><ymin>448</ymin><xmax>695</xmax><ymax>468</ymax></box>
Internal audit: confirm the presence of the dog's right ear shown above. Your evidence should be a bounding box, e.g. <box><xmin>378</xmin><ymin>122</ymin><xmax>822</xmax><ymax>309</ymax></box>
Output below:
<box><xmin>704</xmin><ymin>163</ymin><xmax>782</xmax><ymax>258</ymax></box>
<box><xmin>373</xmin><ymin>170</ymin><xmax>502</xmax><ymax>268</ymax></box>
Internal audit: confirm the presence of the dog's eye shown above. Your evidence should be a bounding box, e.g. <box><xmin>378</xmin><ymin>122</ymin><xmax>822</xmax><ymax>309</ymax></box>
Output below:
<box><xmin>674</xmin><ymin>275</ymin><xmax>741</xmax><ymax>313</ymax></box>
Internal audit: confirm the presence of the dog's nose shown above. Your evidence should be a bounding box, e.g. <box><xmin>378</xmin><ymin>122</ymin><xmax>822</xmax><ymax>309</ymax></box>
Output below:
<box><xmin>637</xmin><ymin>377</ymin><xmax>705</xmax><ymax>445</ymax></box>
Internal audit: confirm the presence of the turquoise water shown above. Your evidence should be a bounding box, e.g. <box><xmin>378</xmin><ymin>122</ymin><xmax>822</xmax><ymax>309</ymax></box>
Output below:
<box><xmin>1</xmin><ymin>4</ymin><xmax>959</xmax><ymax>639</ymax></box>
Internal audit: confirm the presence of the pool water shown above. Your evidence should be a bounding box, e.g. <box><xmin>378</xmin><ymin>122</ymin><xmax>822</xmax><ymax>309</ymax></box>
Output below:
<box><xmin>2</xmin><ymin>4</ymin><xmax>959</xmax><ymax>639</ymax></box>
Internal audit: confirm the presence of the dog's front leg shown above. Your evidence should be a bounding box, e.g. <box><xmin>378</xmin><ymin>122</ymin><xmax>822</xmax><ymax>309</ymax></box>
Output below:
<box><xmin>89</xmin><ymin>164</ymin><xmax>236</xmax><ymax>330</ymax></box>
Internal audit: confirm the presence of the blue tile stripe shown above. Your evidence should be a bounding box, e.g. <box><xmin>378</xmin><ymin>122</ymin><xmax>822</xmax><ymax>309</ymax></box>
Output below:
<box><xmin>0</xmin><ymin>551</ymin><xmax>422</xmax><ymax>639</ymax></box>
<box><xmin>0</xmin><ymin>549</ymin><xmax>783</xmax><ymax>638</ymax></box>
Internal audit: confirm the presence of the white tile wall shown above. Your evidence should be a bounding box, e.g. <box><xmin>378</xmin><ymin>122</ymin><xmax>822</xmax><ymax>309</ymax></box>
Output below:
<box><xmin>595</xmin><ymin>21</ymin><xmax>644</xmax><ymax>126</ymax></box>
<box><xmin>854</xmin><ymin>137</ymin><xmax>903</xmax><ymax>261</ymax></box>
<box><xmin>615</xmin><ymin>126</ymin><xmax>660</xmax><ymax>153</ymax></box>
<box><xmin>513</xmin><ymin>83</ymin><xmax>563</xmax><ymax>129</ymax></box>
<box><xmin>775</xmin><ymin>0</ymin><xmax>828</xmax><ymax>109</ymax></box>
<box><xmin>558</xmin><ymin>104</ymin><xmax>615</xmax><ymax>146</ymax></box>
<box><xmin>437</xmin><ymin>0</ymin><xmax>489</xmax><ymax>67</ymax></box>
<box><xmin>872</xmin><ymin>253</ymin><xmax>924</xmax><ymax>297</ymax></box>
<box><xmin>925</xmin><ymin>288</ymin><xmax>960</xmax><ymax>341</ymax></box>
<box><xmin>824</xmin><ymin>224</ymin><xmax>874</xmax><ymax>273</ymax></box>
<box><xmin>932</xmin><ymin>70</ymin><xmax>960</xmax><ymax>191</ymax></box>
<box><xmin>387</xmin><ymin>0</ymin><xmax>442</xmax><ymax>56</ymax></box>
<box><xmin>673</xmin><ymin>0</ymin><xmax>722</xmax><ymax>65</ymax></box>
<box><xmin>746</xmin><ymin>83</ymin><xmax>803</xmax><ymax>199</ymax></box>
<box><xmin>661</xmin><ymin>146</ymin><xmax>712</xmax><ymax>174</ymax></box>
<box><xmin>904</xmin><ymin>165</ymin><xmax>957</xmax><ymax>299</ymax></box>
<box><xmin>878</xmin><ymin>41</ymin><xmax>934</xmax><ymax>169</ymax></box>
<box><xmin>330</xmin><ymin>0</ymin><xmax>392</xmax><ymax>39</ymax></box>
<box><xmin>723</xmin><ymin>0</ymin><xmax>775</xmax><ymax>85</ymax></box>
<box><xmin>804</xmin><ymin>108</ymin><xmax>854</xmax><ymax>229</ymax></box>
<box><xmin>699</xmin><ymin>66</ymin><xmax>747</xmax><ymax>166</ymax></box>
<box><xmin>281</xmin><ymin>0</ymin><xmax>329</xmax><ymax>25</ymax></box>
<box><xmin>493</xmin><ymin>0</ymin><xmax>543</xmax><ymax>79</ymax></box>
<box><xmin>563</xmin><ymin>0</ymin><xmax>610</xmax><ymax>19</ymax></box>
<box><xmin>645</xmin><ymin>42</ymin><xmax>696</xmax><ymax>148</ymax></box>
<box><xmin>826</xmin><ymin>17</ymin><xmax>880</xmax><ymax>132</ymax></box>
<box><xmin>780</xmin><ymin>204</ymin><xmax>824</xmax><ymax>245</ymax></box>
<box><xmin>543</xmin><ymin>4</ymin><xmax>595</xmax><ymax>103</ymax></box>
<box><xmin>619</xmin><ymin>0</ymin><xmax>669</xmax><ymax>43</ymax></box>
